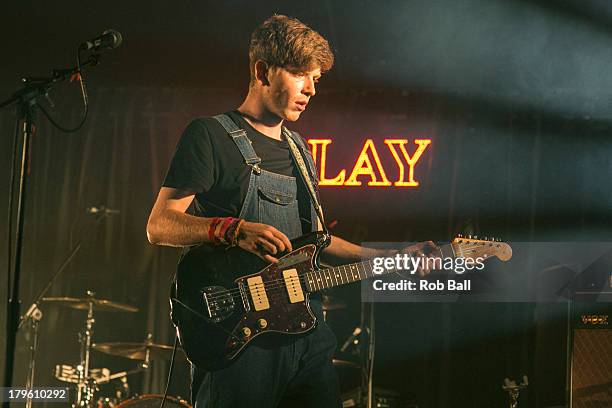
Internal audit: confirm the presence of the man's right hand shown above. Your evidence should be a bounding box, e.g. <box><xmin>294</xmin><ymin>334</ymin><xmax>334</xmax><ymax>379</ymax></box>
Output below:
<box><xmin>237</xmin><ymin>221</ymin><xmax>293</xmax><ymax>263</ymax></box>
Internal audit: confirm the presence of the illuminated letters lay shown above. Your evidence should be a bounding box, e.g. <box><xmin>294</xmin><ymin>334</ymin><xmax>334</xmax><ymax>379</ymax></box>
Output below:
<box><xmin>308</xmin><ymin>138</ymin><xmax>432</xmax><ymax>188</ymax></box>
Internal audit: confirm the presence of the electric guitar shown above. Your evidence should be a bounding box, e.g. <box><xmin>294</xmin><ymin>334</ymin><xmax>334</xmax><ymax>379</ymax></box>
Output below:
<box><xmin>171</xmin><ymin>232</ymin><xmax>512</xmax><ymax>369</ymax></box>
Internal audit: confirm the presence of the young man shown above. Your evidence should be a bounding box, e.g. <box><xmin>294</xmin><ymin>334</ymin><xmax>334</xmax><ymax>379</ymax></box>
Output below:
<box><xmin>147</xmin><ymin>15</ymin><xmax>433</xmax><ymax>408</ymax></box>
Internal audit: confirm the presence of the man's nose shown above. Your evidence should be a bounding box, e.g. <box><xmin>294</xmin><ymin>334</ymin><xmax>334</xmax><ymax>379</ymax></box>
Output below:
<box><xmin>302</xmin><ymin>77</ymin><xmax>316</xmax><ymax>97</ymax></box>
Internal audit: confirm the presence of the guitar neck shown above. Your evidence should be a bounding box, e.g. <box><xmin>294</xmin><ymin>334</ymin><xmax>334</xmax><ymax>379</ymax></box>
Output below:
<box><xmin>303</xmin><ymin>243</ymin><xmax>456</xmax><ymax>293</ymax></box>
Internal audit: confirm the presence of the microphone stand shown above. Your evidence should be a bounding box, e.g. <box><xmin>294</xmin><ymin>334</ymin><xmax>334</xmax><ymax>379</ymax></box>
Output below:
<box><xmin>1</xmin><ymin>56</ymin><xmax>100</xmax><ymax>401</ymax></box>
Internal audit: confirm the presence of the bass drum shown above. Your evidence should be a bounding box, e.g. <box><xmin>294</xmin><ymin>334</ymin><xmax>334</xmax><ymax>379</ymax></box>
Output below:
<box><xmin>116</xmin><ymin>395</ymin><xmax>191</xmax><ymax>408</ymax></box>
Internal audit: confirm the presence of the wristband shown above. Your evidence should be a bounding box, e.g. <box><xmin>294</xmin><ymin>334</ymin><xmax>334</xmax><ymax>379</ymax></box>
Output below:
<box><xmin>208</xmin><ymin>217</ymin><xmax>222</xmax><ymax>245</ymax></box>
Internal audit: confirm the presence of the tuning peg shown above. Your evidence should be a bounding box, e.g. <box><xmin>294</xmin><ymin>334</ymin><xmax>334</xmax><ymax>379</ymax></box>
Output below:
<box><xmin>457</xmin><ymin>234</ymin><xmax>463</xmax><ymax>238</ymax></box>
<box><xmin>468</xmin><ymin>235</ymin><xmax>472</xmax><ymax>239</ymax></box>
<box><xmin>474</xmin><ymin>235</ymin><xmax>478</xmax><ymax>239</ymax></box>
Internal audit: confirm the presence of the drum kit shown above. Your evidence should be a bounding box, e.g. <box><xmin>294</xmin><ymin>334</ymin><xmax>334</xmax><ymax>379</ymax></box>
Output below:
<box><xmin>33</xmin><ymin>291</ymin><xmax>190</xmax><ymax>408</ymax></box>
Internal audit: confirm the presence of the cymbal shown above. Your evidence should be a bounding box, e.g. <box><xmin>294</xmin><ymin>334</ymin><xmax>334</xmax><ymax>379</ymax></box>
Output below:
<box><xmin>322</xmin><ymin>295</ymin><xmax>347</xmax><ymax>311</ymax></box>
<box><xmin>41</xmin><ymin>297</ymin><xmax>138</xmax><ymax>313</ymax></box>
<box><xmin>332</xmin><ymin>358</ymin><xmax>360</xmax><ymax>369</ymax></box>
<box><xmin>92</xmin><ymin>342</ymin><xmax>186</xmax><ymax>362</ymax></box>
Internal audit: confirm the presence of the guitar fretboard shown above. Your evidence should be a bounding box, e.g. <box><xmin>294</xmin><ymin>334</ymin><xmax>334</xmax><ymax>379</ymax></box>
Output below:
<box><xmin>303</xmin><ymin>244</ymin><xmax>456</xmax><ymax>292</ymax></box>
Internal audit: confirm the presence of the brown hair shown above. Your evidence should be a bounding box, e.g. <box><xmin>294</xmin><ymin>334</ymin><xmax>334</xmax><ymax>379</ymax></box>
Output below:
<box><xmin>249</xmin><ymin>15</ymin><xmax>334</xmax><ymax>82</ymax></box>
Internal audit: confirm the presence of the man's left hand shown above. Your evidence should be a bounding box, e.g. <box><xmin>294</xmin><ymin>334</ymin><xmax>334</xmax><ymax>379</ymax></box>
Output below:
<box><xmin>397</xmin><ymin>240</ymin><xmax>439</xmax><ymax>277</ymax></box>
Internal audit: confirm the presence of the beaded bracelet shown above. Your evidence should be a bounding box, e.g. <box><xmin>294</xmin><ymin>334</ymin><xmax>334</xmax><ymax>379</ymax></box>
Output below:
<box><xmin>229</xmin><ymin>219</ymin><xmax>245</xmax><ymax>246</ymax></box>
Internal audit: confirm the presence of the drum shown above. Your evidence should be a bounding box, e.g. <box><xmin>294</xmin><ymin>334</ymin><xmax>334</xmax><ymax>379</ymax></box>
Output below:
<box><xmin>116</xmin><ymin>395</ymin><xmax>191</xmax><ymax>408</ymax></box>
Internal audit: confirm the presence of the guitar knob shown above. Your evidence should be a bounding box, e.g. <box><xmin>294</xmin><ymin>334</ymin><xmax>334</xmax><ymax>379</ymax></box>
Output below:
<box><xmin>257</xmin><ymin>319</ymin><xmax>268</xmax><ymax>329</ymax></box>
<box><xmin>241</xmin><ymin>327</ymin><xmax>252</xmax><ymax>337</ymax></box>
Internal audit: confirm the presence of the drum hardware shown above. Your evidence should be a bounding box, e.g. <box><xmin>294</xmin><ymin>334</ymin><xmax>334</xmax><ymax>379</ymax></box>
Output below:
<box><xmin>332</xmin><ymin>358</ymin><xmax>360</xmax><ymax>369</ymax></box>
<box><xmin>54</xmin><ymin>365</ymin><xmax>111</xmax><ymax>384</ymax></box>
<box><xmin>321</xmin><ymin>294</ymin><xmax>347</xmax><ymax>321</ymax></box>
<box><xmin>11</xmin><ymin>205</ymin><xmax>113</xmax><ymax>404</ymax></box>
<box><xmin>22</xmin><ymin>303</ymin><xmax>43</xmax><ymax>408</ymax></box>
<box><xmin>41</xmin><ymin>290</ymin><xmax>139</xmax><ymax>407</ymax></box>
<box><xmin>76</xmin><ymin>291</ymin><xmax>100</xmax><ymax>407</ymax></box>
<box><xmin>30</xmin><ymin>290</ymin><xmax>186</xmax><ymax>407</ymax></box>
<box><xmin>502</xmin><ymin>375</ymin><xmax>528</xmax><ymax>408</ymax></box>
<box><xmin>16</xmin><ymin>214</ymin><xmax>113</xmax><ymax>408</ymax></box>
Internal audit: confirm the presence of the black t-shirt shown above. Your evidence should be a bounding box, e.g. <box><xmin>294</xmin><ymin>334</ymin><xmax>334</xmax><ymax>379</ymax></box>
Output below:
<box><xmin>163</xmin><ymin>111</ymin><xmax>313</xmax><ymax>232</ymax></box>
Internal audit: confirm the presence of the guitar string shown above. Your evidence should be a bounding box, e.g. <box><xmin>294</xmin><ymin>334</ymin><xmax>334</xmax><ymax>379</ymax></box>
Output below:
<box><xmin>205</xmin><ymin>255</ymin><xmax>498</xmax><ymax>311</ymax></box>
<box><xmin>203</xmin><ymin>244</ymin><xmax>495</xmax><ymax>302</ymax></box>
<box><xmin>203</xmin><ymin>244</ymin><xmax>499</xmax><ymax>301</ymax></box>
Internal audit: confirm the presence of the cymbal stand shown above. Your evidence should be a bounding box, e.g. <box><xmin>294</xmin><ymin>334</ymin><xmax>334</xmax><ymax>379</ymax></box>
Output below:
<box><xmin>23</xmin><ymin>304</ymin><xmax>43</xmax><ymax>408</ymax></box>
<box><xmin>75</xmin><ymin>291</ymin><xmax>97</xmax><ymax>407</ymax></box>
<box><xmin>502</xmin><ymin>376</ymin><xmax>528</xmax><ymax>408</ymax></box>
<box><xmin>143</xmin><ymin>333</ymin><xmax>153</xmax><ymax>369</ymax></box>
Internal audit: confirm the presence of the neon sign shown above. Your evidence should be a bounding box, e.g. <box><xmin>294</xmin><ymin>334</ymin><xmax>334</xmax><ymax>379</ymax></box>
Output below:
<box><xmin>307</xmin><ymin>139</ymin><xmax>431</xmax><ymax>187</ymax></box>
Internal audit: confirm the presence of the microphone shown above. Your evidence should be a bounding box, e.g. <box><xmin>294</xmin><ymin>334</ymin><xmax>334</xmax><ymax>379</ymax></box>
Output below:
<box><xmin>340</xmin><ymin>326</ymin><xmax>362</xmax><ymax>353</ymax></box>
<box><xmin>86</xmin><ymin>206</ymin><xmax>120</xmax><ymax>216</ymax></box>
<box><xmin>80</xmin><ymin>29</ymin><xmax>123</xmax><ymax>52</ymax></box>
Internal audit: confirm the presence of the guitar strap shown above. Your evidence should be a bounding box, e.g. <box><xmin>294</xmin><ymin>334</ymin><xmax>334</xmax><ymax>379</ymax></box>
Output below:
<box><xmin>282</xmin><ymin>127</ymin><xmax>327</xmax><ymax>233</ymax></box>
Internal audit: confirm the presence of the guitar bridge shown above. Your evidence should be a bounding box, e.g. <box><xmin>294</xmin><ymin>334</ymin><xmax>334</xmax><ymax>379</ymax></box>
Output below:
<box><xmin>201</xmin><ymin>286</ymin><xmax>235</xmax><ymax>323</ymax></box>
<box><xmin>238</xmin><ymin>281</ymin><xmax>251</xmax><ymax>313</ymax></box>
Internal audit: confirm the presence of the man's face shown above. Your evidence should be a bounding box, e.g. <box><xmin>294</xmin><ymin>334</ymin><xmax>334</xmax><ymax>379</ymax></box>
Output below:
<box><xmin>262</xmin><ymin>65</ymin><xmax>321</xmax><ymax>122</ymax></box>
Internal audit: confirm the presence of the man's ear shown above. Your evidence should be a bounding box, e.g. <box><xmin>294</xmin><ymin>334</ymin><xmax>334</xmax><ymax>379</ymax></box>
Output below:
<box><xmin>254</xmin><ymin>60</ymin><xmax>271</xmax><ymax>86</ymax></box>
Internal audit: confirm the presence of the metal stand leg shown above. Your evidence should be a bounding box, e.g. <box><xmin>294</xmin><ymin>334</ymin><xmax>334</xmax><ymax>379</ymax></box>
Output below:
<box><xmin>24</xmin><ymin>306</ymin><xmax>43</xmax><ymax>408</ymax></box>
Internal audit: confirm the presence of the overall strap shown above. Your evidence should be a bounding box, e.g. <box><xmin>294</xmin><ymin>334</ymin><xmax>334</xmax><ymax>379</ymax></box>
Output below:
<box><xmin>213</xmin><ymin>114</ymin><xmax>261</xmax><ymax>174</ymax></box>
<box><xmin>283</xmin><ymin>127</ymin><xmax>327</xmax><ymax>231</ymax></box>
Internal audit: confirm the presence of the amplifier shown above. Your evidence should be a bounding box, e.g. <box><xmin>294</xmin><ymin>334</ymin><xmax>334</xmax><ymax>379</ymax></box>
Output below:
<box><xmin>570</xmin><ymin>302</ymin><xmax>612</xmax><ymax>408</ymax></box>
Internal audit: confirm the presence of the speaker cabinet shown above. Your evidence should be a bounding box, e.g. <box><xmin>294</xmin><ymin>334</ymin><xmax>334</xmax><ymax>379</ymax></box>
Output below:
<box><xmin>570</xmin><ymin>303</ymin><xmax>612</xmax><ymax>408</ymax></box>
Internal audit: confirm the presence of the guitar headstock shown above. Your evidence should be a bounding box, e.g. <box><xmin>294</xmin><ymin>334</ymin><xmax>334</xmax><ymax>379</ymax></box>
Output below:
<box><xmin>451</xmin><ymin>235</ymin><xmax>512</xmax><ymax>262</ymax></box>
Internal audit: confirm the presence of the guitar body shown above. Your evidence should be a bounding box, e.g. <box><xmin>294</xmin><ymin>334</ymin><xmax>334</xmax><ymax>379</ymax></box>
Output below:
<box><xmin>172</xmin><ymin>232</ymin><xmax>330</xmax><ymax>370</ymax></box>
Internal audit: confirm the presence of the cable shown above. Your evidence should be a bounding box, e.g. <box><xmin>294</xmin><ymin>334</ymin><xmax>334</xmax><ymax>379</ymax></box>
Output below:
<box><xmin>38</xmin><ymin>49</ymin><xmax>89</xmax><ymax>133</ymax></box>
<box><xmin>159</xmin><ymin>332</ymin><xmax>179</xmax><ymax>408</ymax></box>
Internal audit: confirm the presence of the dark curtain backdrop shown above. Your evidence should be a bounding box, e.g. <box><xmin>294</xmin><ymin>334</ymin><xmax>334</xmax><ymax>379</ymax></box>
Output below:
<box><xmin>2</xmin><ymin>84</ymin><xmax>609</xmax><ymax>407</ymax></box>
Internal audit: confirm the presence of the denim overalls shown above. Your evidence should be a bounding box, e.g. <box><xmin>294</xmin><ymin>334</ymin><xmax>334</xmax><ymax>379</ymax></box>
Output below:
<box><xmin>192</xmin><ymin>114</ymin><xmax>341</xmax><ymax>408</ymax></box>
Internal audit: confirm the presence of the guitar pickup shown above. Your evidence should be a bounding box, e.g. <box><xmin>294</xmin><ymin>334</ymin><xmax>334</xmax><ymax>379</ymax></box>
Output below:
<box><xmin>246</xmin><ymin>276</ymin><xmax>270</xmax><ymax>311</ymax></box>
<box><xmin>283</xmin><ymin>269</ymin><xmax>305</xmax><ymax>303</ymax></box>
